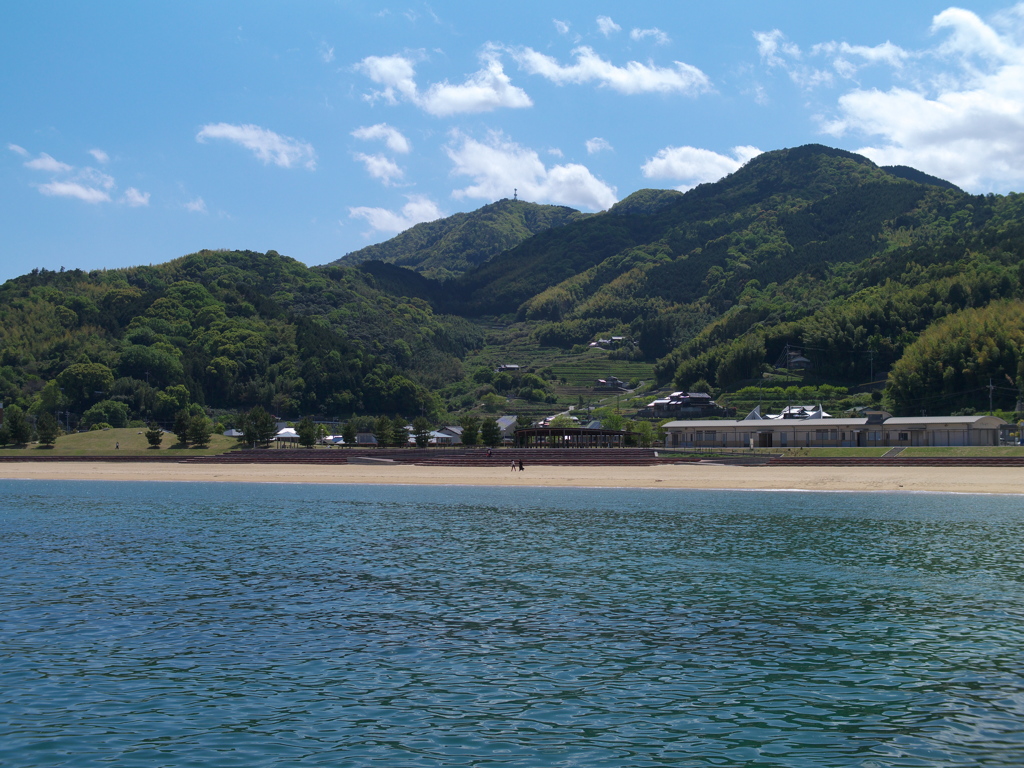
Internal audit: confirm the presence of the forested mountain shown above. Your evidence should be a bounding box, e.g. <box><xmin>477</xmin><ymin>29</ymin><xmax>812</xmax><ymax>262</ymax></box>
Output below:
<box><xmin>5</xmin><ymin>143</ymin><xmax>1024</xmax><ymax>427</ymax></box>
<box><xmin>433</xmin><ymin>145</ymin><xmax>1024</xmax><ymax>414</ymax></box>
<box><xmin>336</xmin><ymin>198</ymin><xmax>587</xmax><ymax>280</ymax></box>
<box><xmin>0</xmin><ymin>250</ymin><xmax>481</xmax><ymax>425</ymax></box>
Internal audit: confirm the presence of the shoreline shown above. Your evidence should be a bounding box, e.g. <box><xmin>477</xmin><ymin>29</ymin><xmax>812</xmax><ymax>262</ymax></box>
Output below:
<box><xmin>1</xmin><ymin>461</ymin><xmax>1023</xmax><ymax>495</ymax></box>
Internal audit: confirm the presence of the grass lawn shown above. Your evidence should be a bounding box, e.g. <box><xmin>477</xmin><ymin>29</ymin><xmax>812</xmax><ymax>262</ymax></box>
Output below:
<box><xmin>773</xmin><ymin>447</ymin><xmax>891</xmax><ymax>457</ymax></box>
<box><xmin>901</xmin><ymin>446</ymin><xmax>1024</xmax><ymax>457</ymax></box>
<box><xmin>0</xmin><ymin>428</ymin><xmax>238</xmax><ymax>457</ymax></box>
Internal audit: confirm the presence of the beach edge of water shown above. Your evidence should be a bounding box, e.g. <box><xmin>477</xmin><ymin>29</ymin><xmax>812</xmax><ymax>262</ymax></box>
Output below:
<box><xmin>1</xmin><ymin>462</ymin><xmax>1022</xmax><ymax>495</ymax></box>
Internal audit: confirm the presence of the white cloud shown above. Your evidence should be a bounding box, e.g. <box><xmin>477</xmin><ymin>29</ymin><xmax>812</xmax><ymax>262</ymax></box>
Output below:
<box><xmin>818</xmin><ymin>6</ymin><xmax>1024</xmax><ymax>190</ymax></box>
<box><xmin>185</xmin><ymin>197</ymin><xmax>207</xmax><ymax>214</ymax></box>
<box><xmin>79</xmin><ymin>166</ymin><xmax>116</xmax><ymax>190</ymax></box>
<box><xmin>22</xmin><ymin>151</ymin><xmax>127</xmax><ymax>203</ymax></box>
<box><xmin>354</xmin><ymin>152</ymin><xmax>404</xmax><ymax>186</ymax></box>
<box><xmin>355</xmin><ymin>53</ymin><xmax>419</xmax><ymax>105</ymax></box>
<box><xmin>445</xmin><ymin>131</ymin><xmax>617</xmax><ymax>211</ymax></box>
<box><xmin>553</xmin><ymin>19</ymin><xmax>570</xmax><ymax>35</ymax></box>
<box><xmin>756</xmin><ymin>29</ymin><xmax>802</xmax><ymax>69</ymax></box>
<box><xmin>642</xmin><ymin>145</ymin><xmax>763</xmax><ymax>190</ymax></box>
<box><xmin>755</xmin><ymin>30</ymin><xmax>833</xmax><ymax>88</ymax></box>
<box><xmin>597</xmin><ymin>16</ymin><xmax>621</xmax><ymax>37</ymax></box>
<box><xmin>25</xmin><ymin>152</ymin><xmax>73</xmax><ymax>173</ymax></box>
<box><xmin>37</xmin><ymin>181</ymin><xmax>111</xmax><ymax>204</ymax></box>
<box><xmin>319</xmin><ymin>42</ymin><xmax>335</xmax><ymax>64</ymax></box>
<box><xmin>757</xmin><ymin>28</ymin><xmax>909</xmax><ymax>88</ymax></box>
<box><xmin>17</xmin><ymin>146</ymin><xmax>148</xmax><ymax>206</ymax></box>
<box><xmin>631</xmin><ymin>28</ymin><xmax>670</xmax><ymax>45</ymax></box>
<box><xmin>931</xmin><ymin>6</ymin><xmax>1014</xmax><ymax>65</ymax></box>
<box><xmin>121</xmin><ymin>187</ymin><xmax>150</xmax><ymax>207</ymax></box>
<box><xmin>586</xmin><ymin>137</ymin><xmax>613</xmax><ymax>154</ymax></box>
<box><xmin>812</xmin><ymin>41</ymin><xmax>908</xmax><ymax>73</ymax></box>
<box><xmin>420</xmin><ymin>52</ymin><xmax>532</xmax><ymax>115</ymax></box>
<box><xmin>196</xmin><ymin>123</ymin><xmax>317</xmax><ymax>170</ymax></box>
<box><xmin>349</xmin><ymin>194</ymin><xmax>443</xmax><ymax>234</ymax></box>
<box><xmin>548</xmin><ymin>147</ymin><xmax>564</xmax><ymax>158</ymax></box>
<box><xmin>352</xmin><ymin>123</ymin><xmax>411</xmax><ymax>153</ymax></box>
<box><xmin>356</xmin><ymin>50</ymin><xmax>532</xmax><ymax>115</ymax></box>
<box><xmin>510</xmin><ymin>45</ymin><xmax>711</xmax><ymax>95</ymax></box>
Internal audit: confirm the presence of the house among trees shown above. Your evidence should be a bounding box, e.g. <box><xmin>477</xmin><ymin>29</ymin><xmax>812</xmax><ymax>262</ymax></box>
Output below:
<box><xmin>589</xmin><ymin>336</ymin><xmax>632</xmax><ymax>349</ymax></box>
<box><xmin>639</xmin><ymin>391</ymin><xmax>729</xmax><ymax>419</ymax></box>
<box><xmin>788</xmin><ymin>353</ymin><xmax>813</xmax><ymax>370</ymax></box>
<box><xmin>595</xmin><ymin>376</ymin><xmax>629</xmax><ymax>391</ymax></box>
<box><xmin>496</xmin><ymin>364</ymin><xmax>520</xmax><ymax>373</ymax></box>
<box><xmin>775</xmin><ymin>345</ymin><xmax>813</xmax><ymax>372</ymax></box>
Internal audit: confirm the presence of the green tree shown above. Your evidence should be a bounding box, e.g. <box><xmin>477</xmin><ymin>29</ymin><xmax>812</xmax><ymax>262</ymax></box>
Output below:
<box><xmin>3</xmin><ymin>405</ymin><xmax>32</xmax><ymax>445</ymax></box>
<box><xmin>172</xmin><ymin>409</ymin><xmax>191</xmax><ymax>445</ymax></box>
<box><xmin>481</xmin><ymin>392</ymin><xmax>505</xmax><ymax>412</ymax></box>
<box><xmin>602</xmin><ymin>412</ymin><xmax>625</xmax><ymax>431</ymax></box>
<box><xmin>342</xmin><ymin>421</ymin><xmax>357</xmax><ymax>445</ymax></box>
<box><xmin>145</xmin><ymin>422</ymin><xmax>164</xmax><ymax>448</ymax></box>
<box><xmin>29</xmin><ymin>380</ymin><xmax>65</xmax><ymax>417</ymax></box>
<box><xmin>36</xmin><ymin>412</ymin><xmax>59</xmax><ymax>447</ymax></box>
<box><xmin>480</xmin><ymin>417</ymin><xmax>502</xmax><ymax>447</ymax></box>
<box><xmin>240</xmin><ymin>406</ymin><xmax>277</xmax><ymax>448</ymax></box>
<box><xmin>297</xmin><ymin>416</ymin><xmax>317</xmax><ymax>448</ymax></box>
<box><xmin>632</xmin><ymin>420</ymin><xmax>655</xmax><ymax>448</ymax></box>
<box><xmin>155</xmin><ymin>384</ymin><xmax>191</xmax><ymax>419</ymax></box>
<box><xmin>412</xmin><ymin>416</ymin><xmax>432</xmax><ymax>448</ymax></box>
<box><xmin>82</xmin><ymin>399</ymin><xmax>130</xmax><ymax>429</ymax></box>
<box><xmin>373</xmin><ymin>415</ymin><xmax>395</xmax><ymax>448</ymax></box>
<box><xmin>56</xmin><ymin>362</ymin><xmax>115</xmax><ymax>410</ymax></box>
<box><xmin>187</xmin><ymin>414</ymin><xmax>213</xmax><ymax>447</ymax></box>
<box><xmin>0</xmin><ymin>421</ymin><xmax>10</xmax><ymax>447</ymax></box>
<box><xmin>459</xmin><ymin>415</ymin><xmax>480</xmax><ymax>445</ymax></box>
<box><xmin>690</xmin><ymin>378</ymin><xmax>714</xmax><ymax>396</ymax></box>
<box><xmin>552</xmin><ymin>411</ymin><xmax>577</xmax><ymax>430</ymax></box>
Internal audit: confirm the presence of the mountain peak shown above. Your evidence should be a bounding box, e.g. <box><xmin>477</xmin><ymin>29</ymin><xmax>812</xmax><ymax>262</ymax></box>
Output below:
<box><xmin>334</xmin><ymin>199</ymin><xmax>588</xmax><ymax>280</ymax></box>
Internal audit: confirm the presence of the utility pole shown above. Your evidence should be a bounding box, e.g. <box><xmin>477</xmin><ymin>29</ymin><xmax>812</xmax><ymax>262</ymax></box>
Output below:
<box><xmin>989</xmin><ymin>378</ymin><xmax>995</xmax><ymax>415</ymax></box>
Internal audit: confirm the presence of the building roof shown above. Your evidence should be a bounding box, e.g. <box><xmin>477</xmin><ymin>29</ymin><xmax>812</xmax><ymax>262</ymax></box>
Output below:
<box><xmin>884</xmin><ymin>415</ymin><xmax>1007</xmax><ymax>426</ymax></box>
<box><xmin>664</xmin><ymin>414</ymin><xmax>1008</xmax><ymax>430</ymax></box>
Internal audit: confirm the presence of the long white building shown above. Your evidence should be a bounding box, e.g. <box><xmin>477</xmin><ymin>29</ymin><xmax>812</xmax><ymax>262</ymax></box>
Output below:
<box><xmin>663</xmin><ymin>409</ymin><xmax>1006</xmax><ymax>449</ymax></box>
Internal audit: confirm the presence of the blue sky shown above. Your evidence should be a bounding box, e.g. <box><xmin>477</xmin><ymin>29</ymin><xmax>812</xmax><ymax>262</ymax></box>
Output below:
<box><xmin>2</xmin><ymin>0</ymin><xmax>1022</xmax><ymax>283</ymax></box>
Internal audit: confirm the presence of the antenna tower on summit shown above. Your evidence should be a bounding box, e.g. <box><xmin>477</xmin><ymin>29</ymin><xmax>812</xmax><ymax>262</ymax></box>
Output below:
<box><xmin>513</xmin><ymin>188</ymin><xmax>517</xmax><ymax>201</ymax></box>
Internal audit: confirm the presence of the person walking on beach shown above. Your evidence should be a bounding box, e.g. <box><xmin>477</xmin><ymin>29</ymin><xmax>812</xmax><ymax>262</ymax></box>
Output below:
<box><xmin>518</xmin><ymin>459</ymin><xmax>524</xmax><ymax>472</ymax></box>
<box><xmin>511</xmin><ymin>459</ymin><xmax>516</xmax><ymax>472</ymax></box>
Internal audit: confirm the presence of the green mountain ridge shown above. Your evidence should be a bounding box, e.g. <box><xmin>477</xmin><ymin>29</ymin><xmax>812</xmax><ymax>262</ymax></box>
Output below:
<box><xmin>4</xmin><ymin>143</ymin><xmax>1024</xmax><ymax>427</ymax></box>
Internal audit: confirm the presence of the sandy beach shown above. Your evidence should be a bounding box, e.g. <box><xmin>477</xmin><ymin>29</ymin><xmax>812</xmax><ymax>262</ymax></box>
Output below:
<box><xmin>1</xmin><ymin>461</ymin><xmax>1022</xmax><ymax>494</ymax></box>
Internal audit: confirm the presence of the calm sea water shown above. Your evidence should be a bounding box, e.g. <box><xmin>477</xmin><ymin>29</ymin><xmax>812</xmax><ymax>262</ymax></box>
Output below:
<box><xmin>2</xmin><ymin>480</ymin><xmax>1023</xmax><ymax>767</ymax></box>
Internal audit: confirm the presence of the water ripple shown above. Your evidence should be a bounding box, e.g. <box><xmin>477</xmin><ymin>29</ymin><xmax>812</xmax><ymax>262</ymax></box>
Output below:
<box><xmin>2</xmin><ymin>481</ymin><xmax>1023</xmax><ymax>766</ymax></box>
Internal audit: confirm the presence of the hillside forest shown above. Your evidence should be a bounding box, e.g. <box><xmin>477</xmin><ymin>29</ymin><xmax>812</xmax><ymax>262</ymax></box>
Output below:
<box><xmin>4</xmin><ymin>144</ymin><xmax>1024</xmax><ymax>439</ymax></box>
